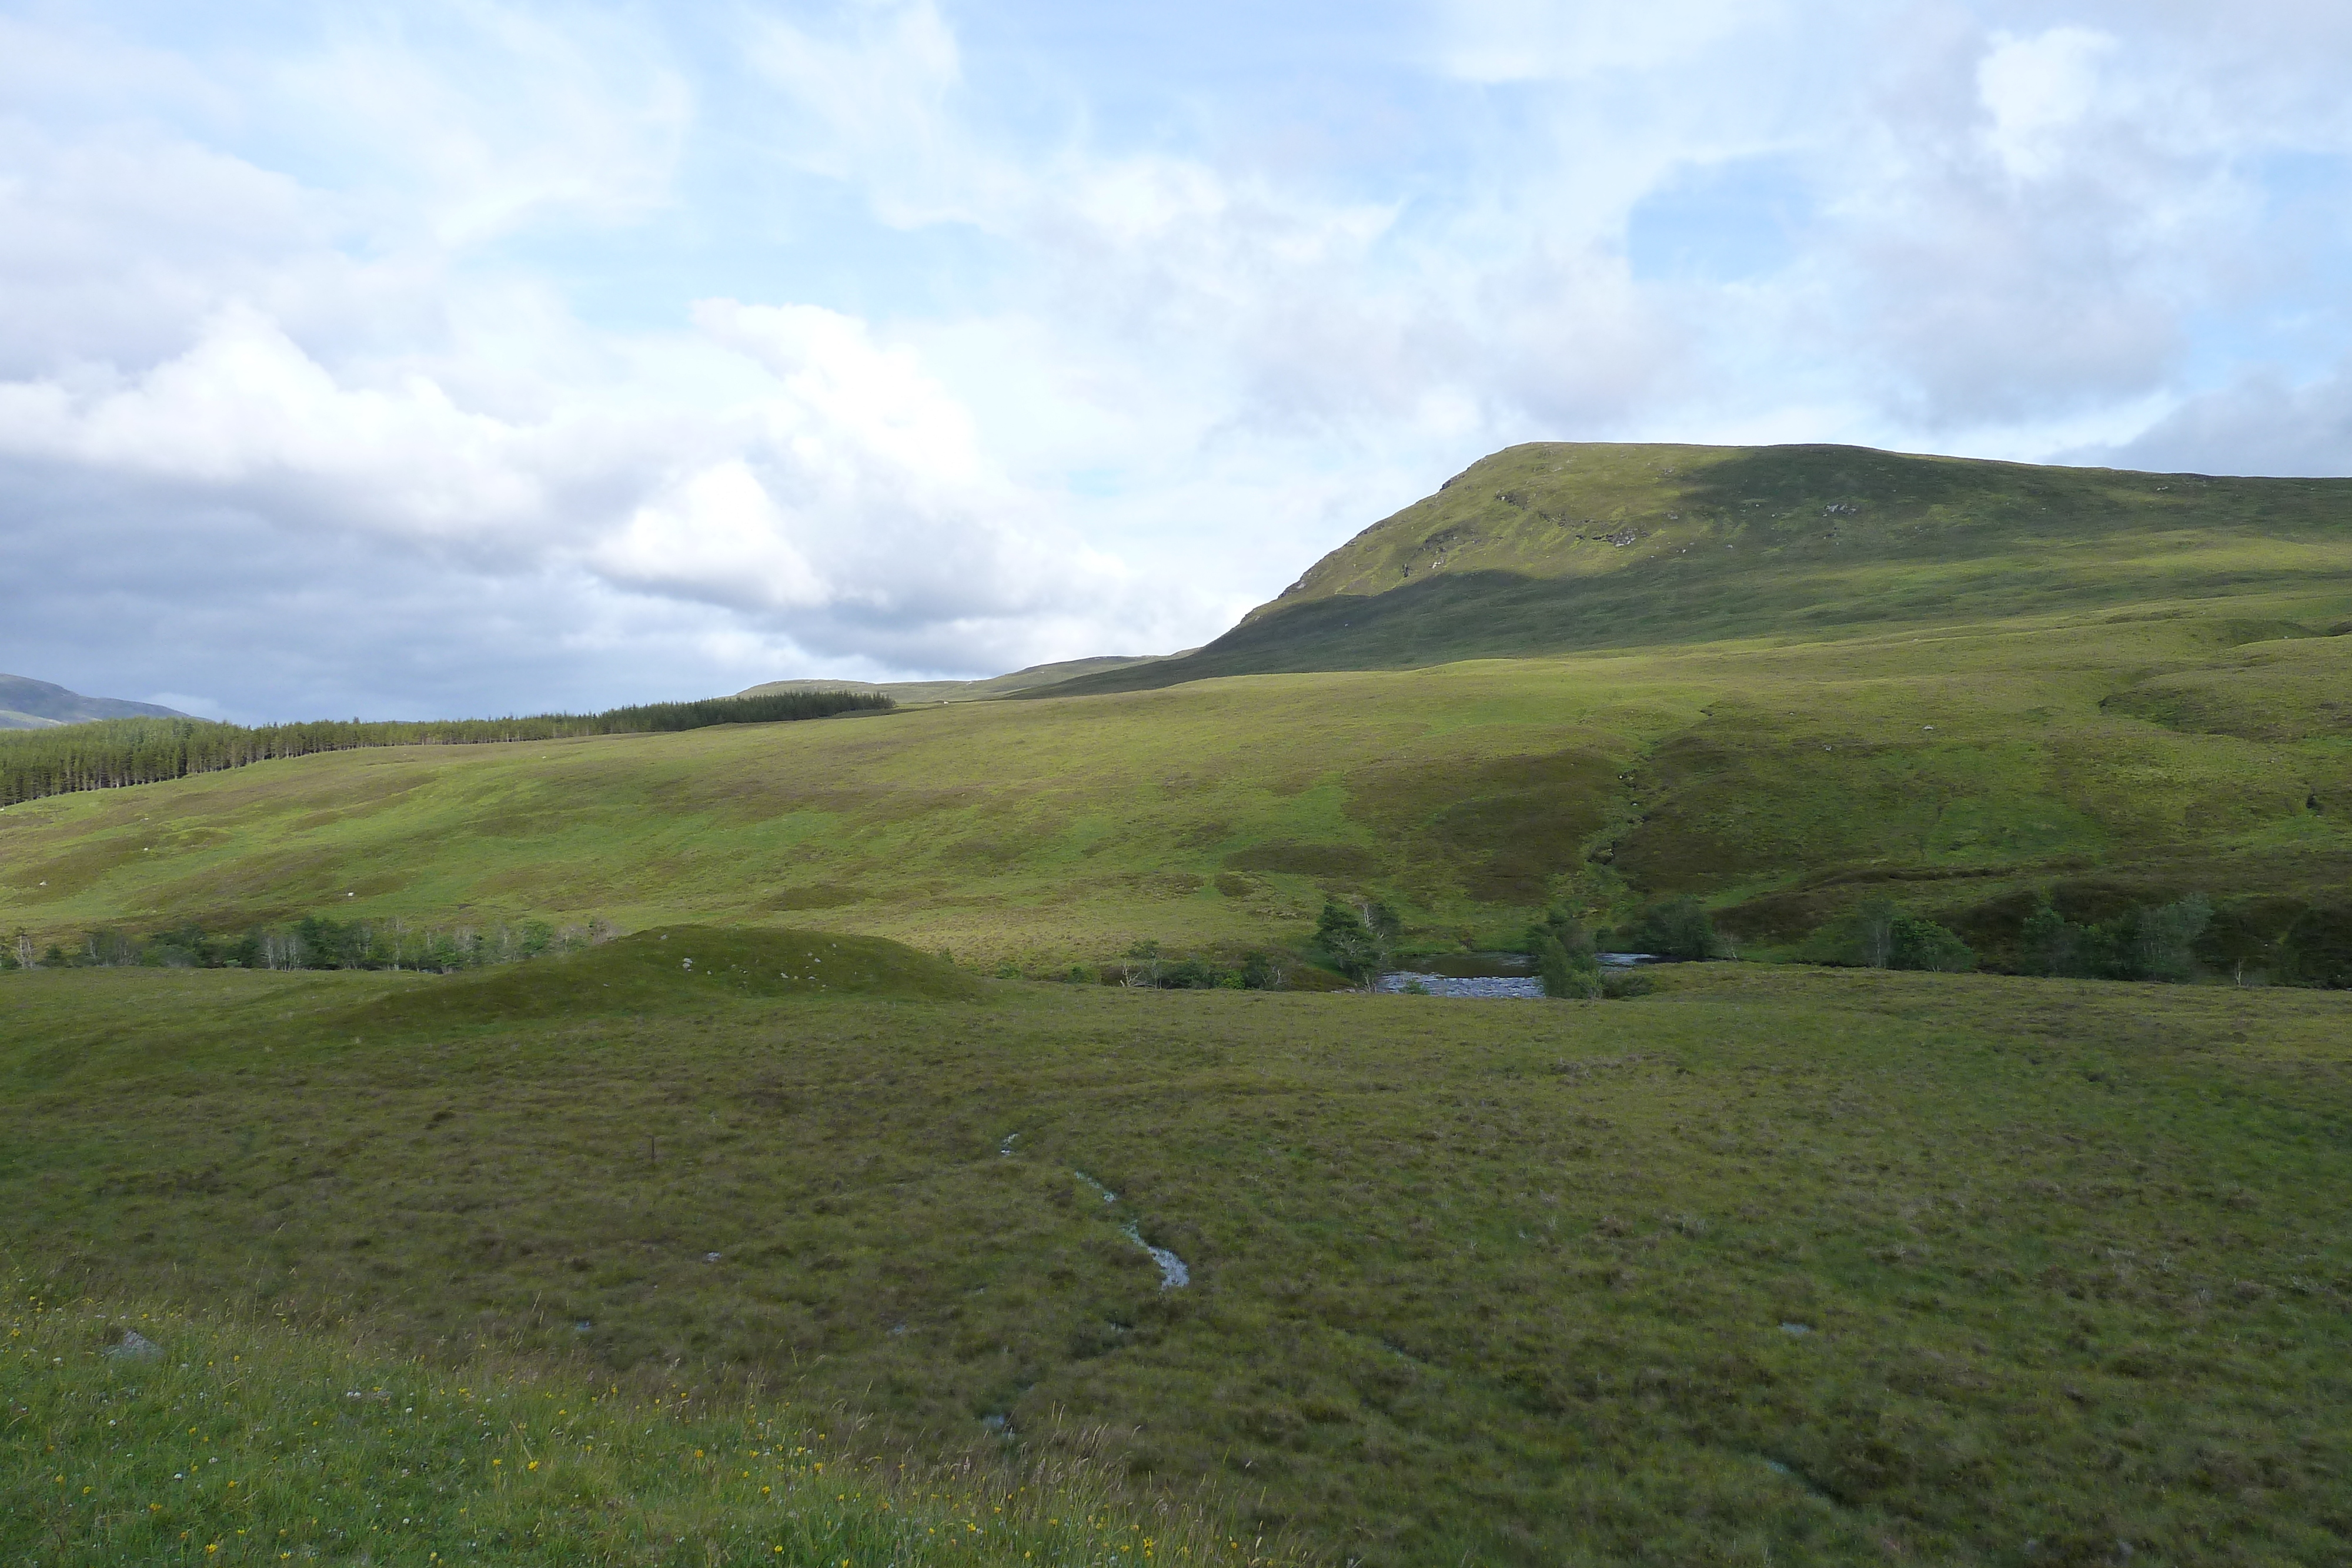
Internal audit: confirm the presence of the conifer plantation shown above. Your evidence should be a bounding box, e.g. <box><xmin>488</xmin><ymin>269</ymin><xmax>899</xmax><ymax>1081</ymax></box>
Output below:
<box><xmin>0</xmin><ymin>690</ymin><xmax>890</xmax><ymax>807</ymax></box>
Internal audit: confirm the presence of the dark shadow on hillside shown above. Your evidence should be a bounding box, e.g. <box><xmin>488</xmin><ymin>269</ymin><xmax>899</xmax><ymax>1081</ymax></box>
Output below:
<box><xmin>1035</xmin><ymin>556</ymin><xmax>2332</xmax><ymax>698</ymax></box>
<box><xmin>1035</xmin><ymin>447</ymin><xmax>2352</xmax><ymax>698</ymax></box>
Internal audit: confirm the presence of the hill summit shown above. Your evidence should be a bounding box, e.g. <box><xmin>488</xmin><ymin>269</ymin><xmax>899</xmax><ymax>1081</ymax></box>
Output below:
<box><xmin>1040</xmin><ymin>442</ymin><xmax>2352</xmax><ymax>693</ymax></box>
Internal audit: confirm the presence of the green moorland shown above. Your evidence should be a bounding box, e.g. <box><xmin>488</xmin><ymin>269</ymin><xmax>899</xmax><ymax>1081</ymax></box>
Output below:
<box><xmin>3</xmin><ymin>934</ymin><xmax>2348</xmax><ymax>1564</ymax></box>
<box><xmin>3</xmin><ymin>1286</ymin><xmax>1264</xmax><ymax>1568</ymax></box>
<box><xmin>3</xmin><ymin>441</ymin><xmax>2350</xmax><ymax>1564</ymax></box>
<box><xmin>1</xmin><ymin>594</ymin><xmax>2346</xmax><ymax>968</ymax></box>
<box><xmin>1046</xmin><ymin>442</ymin><xmax>2352</xmax><ymax>691</ymax></box>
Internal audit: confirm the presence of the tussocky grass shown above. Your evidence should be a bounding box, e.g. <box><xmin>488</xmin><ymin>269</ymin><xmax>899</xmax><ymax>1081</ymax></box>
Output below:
<box><xmin>3</xmin><ymin>955</ymin><xmax>2347</xmax><ymax>1564</ymax></box>
<box><xmin>2</xmin><ymin>1282</ymin><xmax>1284</xmax><ymax>1567</ymax></box>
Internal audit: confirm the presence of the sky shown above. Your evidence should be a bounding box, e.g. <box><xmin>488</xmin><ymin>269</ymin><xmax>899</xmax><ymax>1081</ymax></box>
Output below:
<box><xmin>2</xmin><ymin>0</ymin><xmax>2349</xmax><ymax>722</ymax></box>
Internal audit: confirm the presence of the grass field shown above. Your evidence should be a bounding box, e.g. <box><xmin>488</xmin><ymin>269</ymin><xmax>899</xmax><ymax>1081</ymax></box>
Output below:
<box><xmin>4</xmin><ymin>441</ymin><xmax>2349</xmax><ymax>1564</ymax></box>
<box><xmin>4</xmin><ymin>941</ymin><xmax>2347</xmax><ymax>1564</ymax></box>
<box><xmin>3</xmin><ymin>1281</ymin><xmax>1267</xmax><ymax>1567</ymax></box>
<box><xmin>2</xmin><ymin>593</ymin><xmax>2346</xmax><ymax>971</ymax></box>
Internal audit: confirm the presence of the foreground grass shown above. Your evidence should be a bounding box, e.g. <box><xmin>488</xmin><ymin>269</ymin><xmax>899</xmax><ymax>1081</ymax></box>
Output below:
<box><xmin>2</xmin><ymin>1287</ymin><xmax>1269</xmax><ymax>1567</ymax></box>
<box><xmin>4</xmin><ymin>952</ymin><xmax>2348</xmax><ymax>1564</ymax></box>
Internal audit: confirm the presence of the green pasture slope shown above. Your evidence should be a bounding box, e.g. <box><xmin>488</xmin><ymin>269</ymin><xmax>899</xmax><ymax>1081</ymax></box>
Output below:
<box><xmin>1</xmin><ymin>601</ymin><xmax>2347</xmax><ymax>968</ymax></box>
<box><xmin>4</xmin><ymin>937</ymin><xmax>2348</xmax><ymax>1564</ymax></box>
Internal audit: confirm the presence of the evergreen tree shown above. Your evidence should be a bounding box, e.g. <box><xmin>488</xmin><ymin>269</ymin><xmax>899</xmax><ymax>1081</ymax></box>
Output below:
<box><xmin>0</xmin><ymin>691</ymin><xmax>894</xmax><ymax>810</ymax></box>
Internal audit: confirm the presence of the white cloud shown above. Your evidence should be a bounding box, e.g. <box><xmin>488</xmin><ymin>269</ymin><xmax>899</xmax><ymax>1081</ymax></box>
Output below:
<box><xmin>268</xmin><ymin>8</ymin><xmax>694</xmax><ymax>245</ymax></box>
<box><xmin>0</xmin><ymin>305</ymin><xmax>567</xmax><ymax>543</ymax></box>
<box><xmin>1977</xmin><ymin>27</ymin><xmax>2118</xmax><ymax>181</ymax></box>
<box><xmin>698</xmin><ymin>299</ymin><xmax>988</xmax><ymax>486</ymax></box>
<box><xmin>593</xmin><ymin>461</ymin><xmax>828</xmax><ymax>613</ymax></box>
<box><xmin>741</xmin><ymin>0</ymin><xmax>994</xmax><ymax>228</ymax></box>
<box><xmin>3</xmin><ymin>0</ymin><xmax>2351</xmax><ymax>720</ymax></box>
<box><xmin>0</xmin><ymin>288</ymin><xmax>1125</xmax><ymax>650</ymax></box>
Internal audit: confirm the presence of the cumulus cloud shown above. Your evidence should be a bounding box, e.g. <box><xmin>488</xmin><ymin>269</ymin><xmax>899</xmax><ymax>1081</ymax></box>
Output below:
<box><xmin>1</xmin><ymin>0</ymin><xmax>2348</xmax><ymax>718</ymax></box>
<box><xmin>0</xmin><ymin>291</ymin><xmax>1124</xmax><ymax>665</ymax></box>
<box><xmin>0</xmin><ymin>306</ymin><xmax>555</xmax><ymax>536</ymax></box>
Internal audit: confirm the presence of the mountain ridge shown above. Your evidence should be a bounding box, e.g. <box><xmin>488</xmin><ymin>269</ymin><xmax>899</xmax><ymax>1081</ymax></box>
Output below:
<box><xmin>0</xmin><ymin>674</ymin><xmax>189</xmax><ymax>730</ymax></box>
<box><xmin>737</xmin><ymin>653</ymin><xmax>1176</xmax><ymax>706</ymax></box>
<box><xmin>1030</xmin><ymin>442</ymin><xmax>2352</xmax><ymax>696</ymax></box>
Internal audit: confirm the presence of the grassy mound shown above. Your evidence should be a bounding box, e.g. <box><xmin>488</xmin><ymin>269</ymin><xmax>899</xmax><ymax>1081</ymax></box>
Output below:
<box><xmin>356</xmin><ymin>926</ymin><xmax>985</xmax><ymax>1027</ymax></box>
<box><xmin>2</xmin><ymin>1282</ymin><xmax>1267</xmax><ymax>1567</ymax></box>
<box><xmin>6</xmin><ymin>963</ymin><xmax>2348</xmax><ymax>1564</ymax></box>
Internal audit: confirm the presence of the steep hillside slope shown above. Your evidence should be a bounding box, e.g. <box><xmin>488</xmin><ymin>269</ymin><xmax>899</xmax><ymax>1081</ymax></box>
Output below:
<box><xmin>1044</xmin><ymin>443</ymin><xmax>2352</xmax><ymax>693</ymax></box>
<box><xmin>0</xmin><ymin>673</ymin><xmax>188</xmax><ymax>730</ymax></box>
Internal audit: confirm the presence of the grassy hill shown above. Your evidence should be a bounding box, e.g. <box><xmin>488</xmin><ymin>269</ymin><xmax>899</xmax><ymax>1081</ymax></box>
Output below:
<box><xmin>740</xmin><ymin>653</ymin><xmax>1175</xmax><ymax>707</ymax></box>
<box><xmin>4</xmin><ymin>442</ymin><xmax>2344</xmax><ymax>971</ymax></box>
<box><xmin>1043</xmin><ymin>443</ymin><xmax>2352</xmax><ymax>693</ymax></box>
<box><xmin>3</xmin><ymin>596</ymin><xmax>2346</xmax><ymax>972</ymax></box>
<box><xmin>0</xmin><ymin>673</ymin><xmax>188</xmax><ymax>731</ymax></box>
<box><xmin>5</xmin><ymin>956</ymin><xmax>2346</xmax><ymax>1564</ymax></box>
<box><xmin>6</xmin><ymin>441</ymin><xmax>2351</xmax><ymax>1565</ymax></box>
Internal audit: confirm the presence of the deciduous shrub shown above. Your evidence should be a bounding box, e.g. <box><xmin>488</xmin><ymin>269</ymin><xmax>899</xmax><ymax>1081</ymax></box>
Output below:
<box><xmin>1527</xmin><ymin>907</ymin><xmax>1603</xmax><ymax>998</ymax></box>
<box><xmin>2020</xmin><ymin>894</ymin><xmax>2211</xmax><ymax>982</ymax></box>
<box><xmin>1808</xmin><ymin>897</ymin><xmax>1975</xmax><ymax>971</ymax></box>
<box><xmin>1314</xmin><ymin>901</ymin><xmax>1390</xmax><ymax>984</ymax></box>
<box><xmin>2284</xmin><ymin>904</ymin><xmax>2352</xmax><ymax>988</ymax></box>
<box><xmin>1613</xmin><ymin>896</ymin><xmax>1722</xmax><ymax>959</ymax></box>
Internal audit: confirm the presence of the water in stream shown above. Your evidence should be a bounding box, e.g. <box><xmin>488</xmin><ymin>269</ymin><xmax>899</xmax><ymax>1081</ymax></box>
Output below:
<box><xmin>1374</xmin><ymin>972</ymin><xmax>1545</xmax><ymax>997</ymax></box>
<box><xmin>1375</xmin><ymin>951</ymin><xmax>1666</xmax><ymax>997</ymax></box>
<box><xmin>1073</xmin><ymin>1170</ymin><xmax>1189</xmax><ymax>1289</ymax></box>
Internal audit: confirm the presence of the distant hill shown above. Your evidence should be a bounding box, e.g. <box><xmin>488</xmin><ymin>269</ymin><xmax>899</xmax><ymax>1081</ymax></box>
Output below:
<box><xmin>0</xmin><ymin>674</ymin><xmax>188</xmax><ymax>730</ymax></box>
<box><xmin>739</xmin><ymin>653</ymin><xmax>1175</xmax><ymax>706</ymax></box>
<box><xmin>1038</xmin><ymin>442</ymin><xmax>2352</xmax><ymax>695</ymax></box>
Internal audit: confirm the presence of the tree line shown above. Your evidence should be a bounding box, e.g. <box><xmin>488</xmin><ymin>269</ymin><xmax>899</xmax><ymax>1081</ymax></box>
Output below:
<box><xmin>0</xmin><ymin>689</ymin><xmax>892</xmax><ymax>807</ymax></box>
<box><xmin>4</xmin><ymin>912</ymin><xmax>610</xmax><ymax>973</ymax></box>
<box><xmin>1803</xmin><ymin>890</ymin><xmax>2352</xmax><ymax>987</ymax></box>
